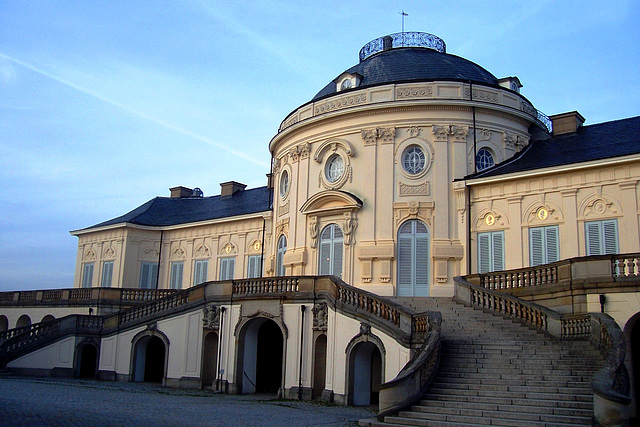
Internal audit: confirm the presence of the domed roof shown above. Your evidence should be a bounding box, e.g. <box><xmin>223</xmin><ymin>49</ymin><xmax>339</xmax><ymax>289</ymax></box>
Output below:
<box><xmin>312</xmin><ymin>33</ymin><xmax>498</xmax><ymax>101</ymax></box>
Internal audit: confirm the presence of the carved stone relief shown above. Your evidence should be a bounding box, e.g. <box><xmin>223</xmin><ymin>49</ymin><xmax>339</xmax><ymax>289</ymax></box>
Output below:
<box><xmin>202</xmin><ymin>303</ymin><xmax>221</xmax><ymax>329</ymax></box>
<box><xmin>396</xmin><ymin>85</ymin><xmax>433</xmax><ymax>99</ymax></box>
<box><xmin>399</xmin><ymin>182</ymin><xmax>430</xmax><ymax>196</ymax></box>
<box><xmin>312</xmin><ymin>302</ymin><xmax>328</xmax><ymax>331</ymax></box>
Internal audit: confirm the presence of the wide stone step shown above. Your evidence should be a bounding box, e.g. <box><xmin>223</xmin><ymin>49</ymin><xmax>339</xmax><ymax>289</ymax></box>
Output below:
<box><xmin>433</xmin><ymin>371</ymin><xmax>595</xmax><ymax>382</ymax></box>
<box><xmin>433</xmin><ymin>376</ymin><xmax>593</xmax><ymax>389</ymax></box>
<box><xmin>414</xmin><ymin>399</ymin><xmax>592</xmax><ymax>417</ymax></box>
<box><xmin>385</xmin><ymin>411</ymin><xmax>590</xmax><ymax>426</ymax></box>
<box><xmin>420</xmin><ymin>394</ymin><xmax>593</xmax><ymax>410</ymax></box>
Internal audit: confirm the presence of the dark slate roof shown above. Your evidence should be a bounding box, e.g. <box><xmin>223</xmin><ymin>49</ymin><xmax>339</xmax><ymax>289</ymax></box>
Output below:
<box><xmin>83</xmin><ymin>186</ymin><xmax>271</xmax><ymax>230</ymax></box>
<box><xmin>312</xmin><ymin>47</ymin><xmax>498</xmax><ymax>101</ymax></box>
<box><xmin>467</xmin><ymin>116</ymin><xmax>640</xmax><ymax>179</ymax></box>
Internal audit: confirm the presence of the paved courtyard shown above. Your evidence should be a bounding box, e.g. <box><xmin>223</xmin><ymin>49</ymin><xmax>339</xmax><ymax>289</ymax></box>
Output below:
<box><xmin>0</xmin><ymin>376</ymin><xmax>375</xmax><ymax>426</ymax></box>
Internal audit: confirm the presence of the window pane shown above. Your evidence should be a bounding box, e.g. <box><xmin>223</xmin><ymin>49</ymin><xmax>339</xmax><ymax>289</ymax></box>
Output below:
<box><xmin>101</xmin><ymin>262</ymin><xmax>113</xmax><ymax>288</ymax></box>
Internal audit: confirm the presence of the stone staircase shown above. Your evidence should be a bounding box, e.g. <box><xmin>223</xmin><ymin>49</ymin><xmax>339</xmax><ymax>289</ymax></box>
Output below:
<box><xmin>368</xmin><ymin>297</ymin><xmax>602</xmax><ymax>427</ymax></box>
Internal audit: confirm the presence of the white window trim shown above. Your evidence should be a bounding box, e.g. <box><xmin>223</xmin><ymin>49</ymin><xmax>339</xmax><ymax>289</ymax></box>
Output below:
<box><xmin>529</xmin><ymin>225</ymin><xmax>559</xmax><ymax>266</ymax></box>
<box><xmin>477</xmin><ymin>231</ymin><xmax>505</xmax><ymax>273</ymax></box>
<box><xmin>101</xmin><ymin>261</ymin><xmax>114</xmax><ymax>288</ymax></box>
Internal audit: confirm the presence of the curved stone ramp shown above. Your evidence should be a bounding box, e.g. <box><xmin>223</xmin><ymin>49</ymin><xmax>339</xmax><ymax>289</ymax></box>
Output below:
<box><xmin>362</xmin><ymin>297</ymin><xmax>601</xmax><ymax>427</ymax></box>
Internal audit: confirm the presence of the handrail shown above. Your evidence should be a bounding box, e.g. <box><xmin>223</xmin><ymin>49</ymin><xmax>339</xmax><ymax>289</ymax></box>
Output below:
<box><xmin>233</xmin><ymin>277</ymin><xmax>299</xmax><ymax>294</ymax></box>
<box><xmin>0</xmin><ymin>287</ymin><xmax>179</xmax><ymax>306</ymax></box>
<box><xmin>475</xmin><ymin>252</ymin><xmax>640</xmax><ymax>292</ymax></box>
<box><xmin>0</xmin><ymin>315</ymin><xmax>103</xmax><ymax>367</ymax></box>
<box><xmin>454</xmin><ymin>275</ymin><xmax>631</xmax><ymax>426</ymax></box>
<box><xmin>590</xmin><ymin>313</ymin><xmax>631</xmax><ymax>405</ymax></box>
<box><xmin>377</xmin><ymin>312</ymin><xmax>441</xmax><ymax>419</ymax></box>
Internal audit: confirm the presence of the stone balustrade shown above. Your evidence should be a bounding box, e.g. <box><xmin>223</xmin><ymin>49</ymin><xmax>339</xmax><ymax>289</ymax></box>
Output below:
<box><xmin>0</xmin><ymin>287</ymin><xmax>179</xmax><ymax>307</ymax></box>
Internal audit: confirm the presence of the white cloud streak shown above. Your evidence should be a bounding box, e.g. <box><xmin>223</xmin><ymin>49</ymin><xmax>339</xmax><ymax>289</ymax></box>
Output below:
<box><xmin>0</xmin><ymin>52</ymin><xmax>269</xmax><ymax>167</ymax></box>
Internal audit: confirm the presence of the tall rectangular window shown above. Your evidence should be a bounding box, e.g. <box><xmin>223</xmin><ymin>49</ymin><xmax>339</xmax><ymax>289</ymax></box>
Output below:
<box><xmin>101</xmin><ymin>261</ymin><xmax>114</xmax><ymax>287</ymax></box>
<box><xmin>247</xmin><ymin>255</ymin><xmax>262</xmax><ymax>279</ymax></box>
<box><xmin>477</xmin><ymin>231</ymin><xmax>504</xmax><ymax>273</ymax></box>
<box><xmin>219</xmin><ymin>257</ymin><xmax>235</xmax><ymax>281</ymax></box>
<box><xmin>585</xmin><ymin>219</ymin><xmax>618</xmax><ymax>255</ymax></box>
<box><xmin>529</xmin><ymin>226</ymin><xmax>559</xmax><ymax>266</ymax></box>
<box><xmin>139</xmin><ymin>262</ymin><xmax>158</xmax><ymax>289</ymax></box>
<box><xmin>82</xmin><ymin>263</ymin><xmax>94</xmax><ymax>288</ymax></box>
<box><xmin>170</xmin><ymin>262</ymin><xmax>184</xmax><ymax>289</ymax></box>
<box><xmin>193</xmin><ymin>260</ymin><xmax>208</xmax><ymax>286</ymax></box>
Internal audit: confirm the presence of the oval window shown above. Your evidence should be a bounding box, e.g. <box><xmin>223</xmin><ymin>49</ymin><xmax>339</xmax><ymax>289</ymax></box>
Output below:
<box><xmin>325</xmin><ymin>154</ymin><xmax>344</xmax><ymax>183</ymax></box>
<box><xmin>279</xmin><ymin>170</ymin><xmax>289</xmax><ymax>198</ymax></box>
<box><xmin>402</xmin><ymin>145</ymin><xmax>426</xmax><ymax>175</ymax></box>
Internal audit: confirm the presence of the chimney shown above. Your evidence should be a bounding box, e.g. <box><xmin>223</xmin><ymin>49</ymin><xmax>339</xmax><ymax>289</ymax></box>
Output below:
<box><xmin>170</xmin><ymin>186</ymin><xmax>193</xmax><ymax>198</ymax></box>
<box><xmin>549</xmin><ymin>111</ymin><xmax>585</xmax><ymax>136</ymax></box>
<box><xmin>383</xmin><ymin>35</ymin><xmax>393</xmax><ymax>51</ymax></box>
<box><xmin>220</xmin><ymin>181</ymin><xmax>247</xmax><ymax>197</ymax></box>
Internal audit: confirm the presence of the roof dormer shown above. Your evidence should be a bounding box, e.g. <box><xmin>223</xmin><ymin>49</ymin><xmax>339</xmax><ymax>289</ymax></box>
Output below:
<box><xmin>498</xmin><ymin>76</ymin><xmax>522</xmax><ymax>93</ymax></box>
<box><xmin>335</xmin><ymin>72</ymin><xmax>362</xmax><ymax>93</ymax></box>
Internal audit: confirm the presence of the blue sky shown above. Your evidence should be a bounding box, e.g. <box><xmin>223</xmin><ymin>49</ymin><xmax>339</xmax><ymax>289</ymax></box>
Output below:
<box><xmin>1</xmin><ymin>1</ymin><xmax>638</xmax><ymax>290</ymax></box>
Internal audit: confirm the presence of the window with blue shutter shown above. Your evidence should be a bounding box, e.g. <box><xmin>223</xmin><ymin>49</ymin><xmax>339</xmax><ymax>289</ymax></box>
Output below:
<box><xmin>585</xmin><ymin>219</ymin><xmax>618</xmax><ymax>255</ymax></box>
<box><xmin>219</xmin><ymin>257</ymin><xmax>235</xmax><ymax>281</ymax></box>
<box><xmin>397</xmin><ymin>220</ymin><xmax>430</xmax><ymax>296</ymax></box>
<box><xmin>477</xmin><ymin>231</ymin><xmax>505</xmax><ymax>273</ymax></box>
<box><xmin>193</xmin><ymin>260</ymin><xmax>208</xmax><ymax>286</ymax></box>
<box><xmin>247</xmin><ymin>255</ymin><xmax>262</xmax><ymax>278</ymax></box>
<box><xmin>82</xmin><ymin>263</ymin><xmax>94</xmax><ymax>288</ymax></box>
<box><xmin>318</xmin><ymin>224</ymin><xmax>343</xmax><ymax>278</ymax></box>
<box><xmin>529</xmin><ymin>226</ymin><xmax>559</xmax><ymax>266</ymax></box>
<box><xmin>139</xmin><ymin>262</ymin><xmax>158</xmax><ymax>289</ymax></box>
<box><xmin>101</xmin><ymin>261</ymin><xmax>114</xmax><ymax>287</ymax></box>
<box><xmin>170</xmin><ymin>262</ymin><xmax>184</xmax><ymax>289</ymax></box>
<box><xmin>276</xmin><ymin>235</ymin><xmax>287</xmax><ymax>276</ymax></box>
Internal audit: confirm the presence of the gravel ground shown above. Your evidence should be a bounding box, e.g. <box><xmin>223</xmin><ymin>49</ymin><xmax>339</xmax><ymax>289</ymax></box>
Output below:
<box><xmin>0</xmin><ymin>376</ymin><xmax>375</xmax><ymax>426</ymax></box>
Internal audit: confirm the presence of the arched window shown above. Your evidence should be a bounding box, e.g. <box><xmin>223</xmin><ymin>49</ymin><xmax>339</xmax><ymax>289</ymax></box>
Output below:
<box><xmin>397</xmin><ymin>220</ymin><xmax>430</xmax><ymax>296</ymax></box>
<box><xmin>276</xmin><ymin>235</ymin><xmax>287</xmax><ymax>276</ymax></box>
<box><xmin>476</xmin><ymin>148</ymin><xmax>495</xmax><ymax>171</ymax></box>
<box><xmin>318</xmin><ymin>224</ymin><xmax>343</xmax><ymax>277</ymax></box>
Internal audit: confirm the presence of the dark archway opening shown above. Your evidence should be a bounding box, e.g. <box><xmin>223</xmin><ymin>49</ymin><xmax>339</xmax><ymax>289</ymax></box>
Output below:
<box><xmin>349</xmin><ymin>341</ymin><xmax>383</xmax><ymax>406</ymax></box>
<box><xmin>313</xmin><ymin>334</ymin><xmax>327</xmax><ymax>399</ymax></box>
<box><xmin>41</xmin><ymin>315</ymin><xmax>55</xmax><ymax>323</ymax></box>
<box><xmin>202</xmin><ymin>331</ymin><xmax>218</xmax><ymax>388</ymax></box>
<box><xmin>631</xmin><ymin>318</ymin><xmax>640</xmax><ymax>417</ymax></box>
<box><xmin>256</xmin><ymin>320</ymin><xmax>283</xmax><ymax>392</ymax></box>
<box><xmin>144</xmin><ymin>336</ymin><xmax>165</xmax><ymax>383</ymax></box>
<box><xmin>133</xmin><ymin>335</ymin><xmax>166</xmax><ymax>383</ymax></box>
<box><xmin>78</xmin><ymin>345</ymin><xmax>98</xmax><ymax>379</ymax></box>
<box><xmin>16</xmin><ymin>315</ymin><xmax>31</xmax><ymax>329</ymax></box>
<box><xmin>0</xmin><ymin>315</ymin><xmax>8</xmax><ymax>332</ymax></box>
<box><xmin>237</xmin><ymin>318</ymin><xmax>284</xmax><ymax>395</ymax></box>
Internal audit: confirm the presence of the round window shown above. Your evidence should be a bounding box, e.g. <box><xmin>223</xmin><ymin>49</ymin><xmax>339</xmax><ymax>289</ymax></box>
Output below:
<box><xmin>476</xmin><ymin>148</ymin><xmax>495</xmax><ymax>171</ymax></box>
<box><xmin>402</xmin><ymin>145</ymin><xmax>426</xmax><ymax>175</ymax></box>
<box><xmin>340</xmin><ymin>79</ymin><xmax>352</xmax><ymax>90</ymax></box>
<box><xmin>279</xmin><ymin>170</ymin><xmax>289</xmax><ymax>198</ymax></box>
<box><xmin>325</xmin><ymin>154</ymin><xmax>344</xmax><ymax>183</ymax></box>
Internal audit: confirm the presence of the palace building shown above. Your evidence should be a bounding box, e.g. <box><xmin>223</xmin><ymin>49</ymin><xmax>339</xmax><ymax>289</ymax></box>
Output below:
<box><xmin>1</xmin><ymin>32</ymin><xmax>639</xmax><ymax>426</ymax></box>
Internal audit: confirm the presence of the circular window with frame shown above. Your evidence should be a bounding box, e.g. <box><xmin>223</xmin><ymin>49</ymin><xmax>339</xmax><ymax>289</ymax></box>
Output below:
<box><xmin>402</xmin><ymin>145</ymin><xmax>427</xmax><ymax>175</ymax></box>
<box><xmin>279</xmin><ymin>169</ymin><xmax>290</xmax><ymax>199</ymax></box>
<box><xmin>325</xmin><ymin>154</ymin><xmax>345</xmax><ymax>183</ymax></box>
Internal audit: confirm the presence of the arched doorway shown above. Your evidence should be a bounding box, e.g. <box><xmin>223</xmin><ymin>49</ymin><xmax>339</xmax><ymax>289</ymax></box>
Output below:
<box><xmin>0</xmin><ymin>315</ymin><xmax>8</xmax><ymax>332</ymax></box>
<box><xmin>318</xmin><ymin>224</ymin><xmax>343</xmax><ymax>278</ymax></box>
<box><xmin>41</xmin><ymin>315</ymin><xmax>55</xmax><ymax>323</ymax></box>
<box><xmin>236</xmin><ymin>318</ymin><xmax>284</xmax><ymax>394</ymax></box>
<box><xmin>628</xmin><ymin>313</ymin><xmax>640</xmax><ymax>418</ymax></box>
<box><xmin>348</xmin><ymin>341</ymin><xmax>383</xmax><ymax>406</ymax></box>
<box><xmin>312</xmin><ymin>334</ymin><xmax>327</xmax><ymax>399</ymax></box>
<box><xmin>16</xmin><ymin>315</ymin><xmax>31</xmax><ymax>328</ymax></box>
<box><xmin>202</xmin><ymin>331</ymin><xmax>218</xmax><ymax>388</ymax></box>
<box><xmin>397</xmin><ymin>220</ymin><xmax>430</xmax><ymax>296</ymax></box>
<box><xmin>77</xmin><ymin>343</ymin><xmax>98</xmax><ymax>379</ymax></box>
<box><xmin>132</xmin><ymin>335</ymin><xmax>167</xmax><ymax>383</ymax></box>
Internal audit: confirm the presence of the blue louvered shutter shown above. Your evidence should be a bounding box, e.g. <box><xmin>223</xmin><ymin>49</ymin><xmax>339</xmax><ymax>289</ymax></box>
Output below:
<box><xmin>603</xmin><ymin>220</ymin><xmax>618</xmax><ymax>254</ymax></box>
<box><xmin>492</xmin><ymin>232</ymin><xmax>504</xmax><ymax>271</ymax></box>
<box><xmin>545</xmin><ymin>226</ymin><xmax>559</xmax><ymax>263</ymax></box>
<box><xmin>478</xmin><ymin>233</ymin><xmax>491</xmax><ymax>273</ymax></box>
<box><xmin>530</xmin><ymin>228</ymin><xmax>544</xmax><ymax>266</ymax></box>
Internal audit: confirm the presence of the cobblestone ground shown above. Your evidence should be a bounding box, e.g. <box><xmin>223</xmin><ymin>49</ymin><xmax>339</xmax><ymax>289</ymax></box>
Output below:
<box><xmin>0</xmin><ymin>376</ymin><xmax>375</xmax><ymax>426</ymax></box>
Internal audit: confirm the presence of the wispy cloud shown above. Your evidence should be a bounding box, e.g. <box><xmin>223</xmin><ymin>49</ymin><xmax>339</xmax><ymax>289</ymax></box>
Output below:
<box><xmin>0</xmin><ymin>56</ymin><xmax>18</xmax><ymax>84</ymax></box>
<box><xmin>0</xmin><ymin>52</ymin><xmax>269</xmax><ymax>167</ymax></box>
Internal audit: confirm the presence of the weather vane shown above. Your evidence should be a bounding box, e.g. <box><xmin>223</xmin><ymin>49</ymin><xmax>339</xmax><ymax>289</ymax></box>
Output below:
<box><xmin>399</xmin><ymin>10</ymin><xmax>408</xmax><ymax>34</ymax></box>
